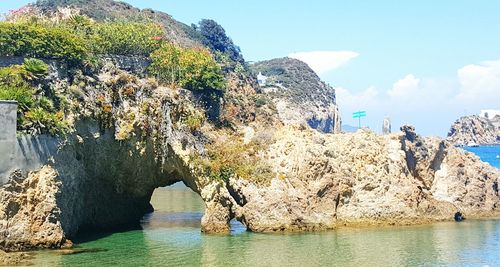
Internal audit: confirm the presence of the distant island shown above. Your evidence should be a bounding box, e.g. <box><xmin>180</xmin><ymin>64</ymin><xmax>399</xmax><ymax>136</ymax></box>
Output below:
<box><xmin>447</xmin><ymin>110</ymin><xmax>500</xmax><ymax>146</ymax></box>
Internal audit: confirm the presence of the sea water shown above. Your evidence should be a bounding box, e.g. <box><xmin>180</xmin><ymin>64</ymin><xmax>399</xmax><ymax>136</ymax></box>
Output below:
<box><xmin>31</xmin><ymin>146</ymin><xmax>500</xmax><ymax>266</ymax></box>
<box><xmin>463</xmin><ymin>145</ymin><xmax>500</xmax><ymax>169</ymax></box>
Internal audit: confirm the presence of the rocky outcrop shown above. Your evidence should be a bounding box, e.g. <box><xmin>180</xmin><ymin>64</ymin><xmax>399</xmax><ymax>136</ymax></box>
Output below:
<box><xmin>447</xmin><ymin>115</ymin><xmax>500</xmax><ymax>145</ymax></box>
<box><xmin>0</xmin><ymin>26</ymin><xmax>498</xmax><ymax>253</ymax></box>
<box><xmin>1</xmin><ymin>59</ymin><xmax>499</xmax><ymax>251</ymax></box>
<box><xmin>0</xmin><ymin>61</ymin><xmax>210</xmax><ymax>251</ymax></box>
<box><xmin>251</xmin><ymin>58</ymin><xmax>341</xmax><ymax>133</ymax></box>
<box><xmin>201</xmin><ymin>125</ymin><xmax>499</xmax><ymax>232</ymax></box>
<box><xmin>0</xmin><ymin>122</ymin><xmax>197</xmax><ymax>251</ymax></box>
<box><xmin>0</xmin><ymin>167</ymin><xmax>68</xmax><ymax>251</ymax></box>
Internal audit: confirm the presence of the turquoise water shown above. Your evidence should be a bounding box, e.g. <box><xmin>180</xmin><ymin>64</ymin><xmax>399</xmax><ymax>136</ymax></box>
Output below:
<box><xmin>463</xmin><ymin>145</ymin><xmax>500</xmax><ymax>169</ymax></box>
<box><xmin>30</xmin><ymin>187</ymin><xmax>500</xmax><ymax>267</ymax></box>
<box><xmin>28</xmin><ymin>146</ymin><xmax>500</xmax><ymax>266</ymax></box>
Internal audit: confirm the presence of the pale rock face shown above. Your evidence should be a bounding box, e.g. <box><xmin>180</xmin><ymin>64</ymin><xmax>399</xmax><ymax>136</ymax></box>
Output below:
<box><xmin>447</xmin><ymin>115</ymin><xmax>500</xmax><ymax>145</ymax></box>
<box><xmin>0</xmin><ymin>167</ymin><xmax>68</xmax><ymax>251</ymax></box>
<box><xmin>0</xmin><ymin>60</ymin><xmax>499</xmax><ymax>252</ymax></box>
<box><xmin>201</xmin><ymin>126</ymin><xmax>500</xmax><ymax>232</ymax></box>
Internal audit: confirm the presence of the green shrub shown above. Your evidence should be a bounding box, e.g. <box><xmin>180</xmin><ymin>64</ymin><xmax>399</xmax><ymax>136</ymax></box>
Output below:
<box><xmin>191</xmin><ymin>134</ymin><xmax>273</xmax><ymax>184</ymax></box>
<box><xmin>0</xmin><ymin>65</ymin><xmax>68</xmax><ymax>135</ymax></box>
<box><xmin>0</xmin><ymin>66</ymin><xmax>34</xmax><ymax>111</ymax></box>
<box><xmin>195</xmin><ymin>19</ymin><xmax>244</xmax><ymax>63</ymax></box>
<box><xmin>88</xmin><ymin>22</ymin><xmax>164</xmax><ymax>56</ymax></box>
<box><xmin>148</xmin><ymin>43</ymin><xmax>182</xmax><ymax>86</ymax></box>
<box><xmin>0</xmin><ymin>22</ymin><xmax>87</xmax><ymax>65</ymax></box>
<box><xmin>22</xmin><ymin>58</ymin><xmax>49</xmax><ymax>80</ymax></box>
<box><xmin>179</xmin><ymin>48</ymin><xmax>227</xmax><ymax>91</ymax></box>
<box><xmin>149</xmin><ymin>43</ymin><xmax>226</xmax><ymax>91</ymax></box>
<box><xmin>23</xmin><ymin>108</ymin><xmax>69</xmax><ymax>135</ymax></box>
<box><xmin>0</xmin><ymin>18</ymin><xmax>163</xmax><ymax>63</ymax></box>
<box><xmin>0</xmin><ymin>84</ymin><xmax>34</xmax><ymax>111</ymax></box>
<box><xmin>254</xmin><ymin>95</ymin><xmax>267</xmax><ymax>107</ymax></box>
<box><xmin>184</xmin><ymin>112</ymin><xmax>205</xmax><ymax>132</ymax></box>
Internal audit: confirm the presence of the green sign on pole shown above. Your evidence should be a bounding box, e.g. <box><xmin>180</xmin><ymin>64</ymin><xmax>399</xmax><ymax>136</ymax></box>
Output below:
<box><xmin>352</xmin><ymin>111</ymin><xmax>366</xmax><ymax>129</ymax></box>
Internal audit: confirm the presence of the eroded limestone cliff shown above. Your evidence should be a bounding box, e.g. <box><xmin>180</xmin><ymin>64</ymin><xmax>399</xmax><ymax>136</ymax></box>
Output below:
<box><xmin>0</xmin><ymin>2</ymin><xmax>498</xmax><ymax>253</ymax></box>
<box><xmin>200</xmin><ymin>125</ymin><xmax>500</xmax><ymax>232</ymax></box>
<box><xmin>0</xmin><ymin>61</ymin><xmax>499</xmax><ymax>251</ymax></box>
<box><xmin>0</xmin><ymin>61</ymin><xmax>208</xmax><ymax>251</ymax></box>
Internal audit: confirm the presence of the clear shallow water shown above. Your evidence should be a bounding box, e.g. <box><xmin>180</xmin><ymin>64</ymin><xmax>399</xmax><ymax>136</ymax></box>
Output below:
<box><xmin>30</xmin><ymin>187</ymin><xmax>500</xmax><ymax>267</ymax></box>
<box><xmin>30</xmin><ymin>146</ymin><xmax>500</xmax><ymax>266</ymax></box>
<box><xmin>463</xmin><ymin>145</ymin><xmax>500</xmax><ymax>169</ymax></box>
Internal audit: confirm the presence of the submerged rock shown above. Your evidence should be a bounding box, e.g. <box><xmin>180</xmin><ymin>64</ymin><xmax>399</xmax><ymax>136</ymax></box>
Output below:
<box><xmin>454</xmin><ymin>212</ymin><xmax>464</xmax><ymax>222</ymax></box>
<box><xmin>0</xmin><ymin>249</ymin><xmax>33</xmax><ymax>266</ymax></box>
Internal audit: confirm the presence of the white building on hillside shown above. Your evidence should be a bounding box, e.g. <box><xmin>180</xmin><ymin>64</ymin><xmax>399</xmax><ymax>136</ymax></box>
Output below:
<box><xmin>257</xmin><ymin>72</ymin><xmax>267</xmax><ymax>86</ymax></box>
<box><xmin>480</xmin><ymin>109</ymin><xmax>500</xmax><ymax>119</ymax></box>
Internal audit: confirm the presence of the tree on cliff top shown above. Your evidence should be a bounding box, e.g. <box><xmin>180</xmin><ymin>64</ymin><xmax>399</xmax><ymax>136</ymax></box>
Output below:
<box><xmin>196</xmin><ymin>19</ymin><xmax>244</xmax><ymax>64</ymax></box>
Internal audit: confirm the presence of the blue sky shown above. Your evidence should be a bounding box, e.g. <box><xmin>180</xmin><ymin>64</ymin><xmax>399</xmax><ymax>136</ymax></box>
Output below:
<box><xmin>2</xmin><ymin>1</ymin><xmax>500</xmax><ymax>136</ymax></box>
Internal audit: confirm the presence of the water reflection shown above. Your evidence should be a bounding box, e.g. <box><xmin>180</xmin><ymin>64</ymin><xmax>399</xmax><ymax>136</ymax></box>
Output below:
<box><xmin>32</xmin><ymin>186</ymin><xmax>500</xmax><ymax>266</ymax></box>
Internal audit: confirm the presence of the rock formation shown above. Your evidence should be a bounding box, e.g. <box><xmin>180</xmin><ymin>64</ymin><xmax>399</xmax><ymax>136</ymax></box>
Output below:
<box><xmin>0</xmin><ymin>62</ymin><xmax>207</xmax><ymax>251</ymax></box>
<box><xmin>383</xmin><ymin>117</ymin><xmax>391</xmax><ymax>134</ymax></box>
<box><xmin>201</xmin><ymin>125</ymin><xmax>499</xmax><ymax>232</ymax></box>
<box><xmin>0</xmin><ymin>0</ymin><xmax>499</xmax><ymax>254</ymax></box>
<box><xmin>447</xmin><ymin>115</ymin><xmax>500</xmax><ymax>145</ymax></box>
<box><xmin>251</xmin><ymin>58</ymin><xmax>341</xmax><ymax>133</ymax></box>
<box><xmin>2</xmin><ymin>113</ymin><xmax>499</xmax><ymax>251</ymax></box>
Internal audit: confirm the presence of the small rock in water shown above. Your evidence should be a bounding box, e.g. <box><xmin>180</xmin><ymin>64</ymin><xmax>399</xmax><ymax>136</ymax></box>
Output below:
<box><xmin>454</xmin><ymin>212</ymin><xmax>465</xmax><ymax>222</ymax></box>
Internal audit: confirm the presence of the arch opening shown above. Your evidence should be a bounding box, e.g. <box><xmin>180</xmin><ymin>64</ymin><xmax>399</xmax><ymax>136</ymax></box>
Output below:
<box><xmin>141</xmin><ymin>182</ymin><xmax>205</xmax><ymax>231</ymax></box>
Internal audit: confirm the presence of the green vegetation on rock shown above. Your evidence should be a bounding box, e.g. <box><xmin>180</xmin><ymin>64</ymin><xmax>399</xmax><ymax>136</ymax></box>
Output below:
<box><xmin>64</xmin><ymin>16</ymin><xmax>164</xmax><ymax>56</ymax></box>
<box><xmin>0</xmin><ymin>22</ymin><xmax>87</xmax><ymax>65</ymax></box>
<box><xmin>35</xmin><ymin>0</ymin><xmax>202</xmax><ymax>48</ymax></box>
<box><xmin>0</xmin><ymin>59</ymin><xmax>69</xmax><ymax>135</ymax></box>
<box><xmin>191</xmin><ymin>132</ymin><xmax>274</xmax><ymax>184</ymax></box>
<box><xmin>149</xmin><ymin>43</ymin><xmax>226</xmax><ymax>91</ymax></box>
<box><xmin>21</xmin><ymin>58</ymin><xmax>49</xmax><ymax>80</ymax></box>
<box><xmin>0</xmin><ymin>13</ymin><xmax>164</xmax><ymax>62</ymax></box>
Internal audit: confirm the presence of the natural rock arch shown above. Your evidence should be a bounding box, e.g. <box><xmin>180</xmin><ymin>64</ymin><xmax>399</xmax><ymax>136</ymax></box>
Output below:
<box><xmin>0</xmin><ymin>121</ymin><xmax>204</xmax><ymax>251</ymax></box>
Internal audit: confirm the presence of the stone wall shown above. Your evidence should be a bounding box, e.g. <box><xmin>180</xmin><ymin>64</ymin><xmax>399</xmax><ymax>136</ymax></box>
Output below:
<box><xmin>0</xmin><ymin>56</ymin><xmax>63</xmax><ymax>69</ymax></box>
<box><xmin>0</xmin><ymin>57</ymin><xmax>24</xmax><ymax>68</ymax></box>
<box><xmin>101</xmin><ymin>55</ymin><xmax>151</xmax><ymax>75</ymax></box>
<box><xmin>0</xmin><ymin>101</ymin><xmax>18</xmax><ymax>185</ymax></box>
<box><xmin>0</xmin><ymin>101</ymin><xmax>61</xmax><ymax>185</ymax></box>
<box><xmin>0</xmin><ymin>55</ymin><xmax>151</xmax><ymax>75</ymax></box>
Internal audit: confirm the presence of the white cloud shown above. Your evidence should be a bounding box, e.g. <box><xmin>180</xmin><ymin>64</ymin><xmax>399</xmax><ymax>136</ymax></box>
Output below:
<box><xmin>455</xmin><ymin>60</ymin><xmax>500</xmax><ymax>107</ymax></box>
<box><xmin>336</xmin><ymin>86</ymin><xmax>379</xmax><ymax>110</ymax></box>
<box><xmin>387</xmin><ymin>74</ymin><xmax>420</xmax><ymax>98</ymax></box>
<box><xmin>335</xmin><ymin>59</ymin><xmax>500</xmax><ymax>136</ymax></box>
<box><xmin>288</xmin><ymin>50</ymin><xmax>359</xmax><ymax>74</ymax></box>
